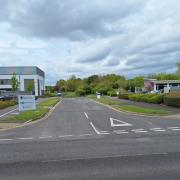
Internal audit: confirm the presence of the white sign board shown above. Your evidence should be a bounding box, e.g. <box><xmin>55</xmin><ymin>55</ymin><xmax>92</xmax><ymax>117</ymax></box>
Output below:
<box><xmin>97</xmin><ymin>94</ymin><xmax>101</xmax><ymax>99</ymax></box>
<box><xmin>18</xmin><ymin>95</ymin><xmax>36</xmax><ymax>112</ymax></box>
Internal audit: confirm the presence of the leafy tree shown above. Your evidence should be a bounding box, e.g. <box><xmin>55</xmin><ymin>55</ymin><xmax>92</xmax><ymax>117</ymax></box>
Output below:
<box><xmin>27</xmin><ymin>81</ymin><xmax>35</xmax><ymax>94</ymax></box>
<box><xmin>11</xmin><ymin>73</ymin><xmax>19</xmax><ymax>93</ymax></box>
<box><xmin>176</xmin><ymin>62</ymin><xmax>180</xmax><ymax>75</ymax></box>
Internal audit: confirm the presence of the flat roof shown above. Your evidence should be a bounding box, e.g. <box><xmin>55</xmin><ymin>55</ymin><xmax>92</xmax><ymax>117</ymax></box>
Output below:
<box><xmin>0</xmin><ymin>66</ymin><xmax>45</xmax><ymax>77</ymax></box>
<box><xmin>145</xmin><ymin>79</ymin><xmax>180</xmax><ymax>84</ymax></box>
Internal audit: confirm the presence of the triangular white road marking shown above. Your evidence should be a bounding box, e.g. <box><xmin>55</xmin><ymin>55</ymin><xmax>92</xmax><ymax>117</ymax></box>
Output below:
<box><xmin>110</xmin><ymin>117</ymin><xmax>132</xmax><ymax>127</ymax></box>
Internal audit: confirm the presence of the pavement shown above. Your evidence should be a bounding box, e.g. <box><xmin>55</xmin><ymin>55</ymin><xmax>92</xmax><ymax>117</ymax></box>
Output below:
<box><xmin>0</xmin><ymin>97</ymin><xmax>180</xmax><ymax>179</ymax></box>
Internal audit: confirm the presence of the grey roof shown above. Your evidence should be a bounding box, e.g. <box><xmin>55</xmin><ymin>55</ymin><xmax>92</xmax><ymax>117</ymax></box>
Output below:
<box><xmin>0</xmin><ymin>66</ymin><xmax>45</xmax><ymax>77</ymax></box>
<box><xmin>145</xmin><ymin>79</ymin><xmax>180</xmax><ymax>84</ymax></box>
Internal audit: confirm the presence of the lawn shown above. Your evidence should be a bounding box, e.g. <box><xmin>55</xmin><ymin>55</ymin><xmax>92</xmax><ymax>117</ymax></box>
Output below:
<box><xmin>88</xmin><ymin>95</ymin><xmax>172</xmax><ymax>116</ymax></box>
<box><xmin>119</xmin><ymin>105</ymin><xmax>171</xmax><ymax>115</ymax></box>
<box><xmin>3</xmin><ymin>97</ymin><xmax>60</xmax><ymax>123</ymax></box>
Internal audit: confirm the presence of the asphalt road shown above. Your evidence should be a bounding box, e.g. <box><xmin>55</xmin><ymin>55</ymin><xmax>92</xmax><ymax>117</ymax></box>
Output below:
<box><xmin>0</xmin><ymin>97</ymin><xmax>180</xmax><ymax>179</ymax></box>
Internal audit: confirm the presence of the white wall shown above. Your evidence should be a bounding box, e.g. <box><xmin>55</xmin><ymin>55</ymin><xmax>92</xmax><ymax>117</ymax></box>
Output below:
<box><xmin>0</xmin><ymin>74</ymin><xmax>45</xmax><ymax>96</ymax></box>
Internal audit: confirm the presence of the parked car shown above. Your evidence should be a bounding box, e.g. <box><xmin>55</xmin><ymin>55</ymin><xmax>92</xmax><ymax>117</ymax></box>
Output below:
<box><xmin>0</xmin><ymin>95</ymin><xmax>17</xmax><ymax>101</ymax></box>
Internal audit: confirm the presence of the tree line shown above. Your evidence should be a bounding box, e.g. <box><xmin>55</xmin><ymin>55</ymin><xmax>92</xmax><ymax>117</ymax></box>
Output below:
<box><xmin>49</xmin><ymin>62</ymin><xmax>180</xmax><ymax>96</ymax></box>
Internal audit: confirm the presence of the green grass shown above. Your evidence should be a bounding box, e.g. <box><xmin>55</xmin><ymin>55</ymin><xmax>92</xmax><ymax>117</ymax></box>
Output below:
<box><xmin>3</xmin><ymin>97</ymin><xmax>60</xmax><ymax>123</ymax></box>
<box><xmin>63</xmin><ymin>92</ymin><xmax>78</xmax><ymax>98</ymax></box>
<box><xmin>88</xmin><ymin>95</ymin><xmax>172</xmax><ymax>116</ymax></box>
<box><xmin>87</xmin><ymin>95</ymin><xmax>123</xmax><ymax>105</ymax></box>
<box><xmin>38</xmin><ymin>97</ymin><xmax>60</xmax><ymax>107</ymax></box>
<box><xmin>119</xmin><ymin>105</ymin><xmax>171</xmax><ymax>115</ymax></box>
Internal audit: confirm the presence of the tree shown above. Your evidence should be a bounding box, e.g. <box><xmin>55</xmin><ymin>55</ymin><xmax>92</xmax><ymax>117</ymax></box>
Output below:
<box><xmin>11</xmin><ymin>73</ymin><xmax>19</xmax><ymax>93</ymax></box>
<box><xmin>176</xmin><ymin>62</ymin><xmax>180</xmax><ymax>75</ymax></box>
<box><xmin>27</xmin><ymin>81</ymin><xmax>35</xmax><ymax>94</ymax></box>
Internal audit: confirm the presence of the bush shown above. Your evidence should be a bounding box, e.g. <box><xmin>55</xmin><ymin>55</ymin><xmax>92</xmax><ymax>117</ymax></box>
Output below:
<box><xmin>128</xmin><ymin>94</ymin><xmax>164</xmax><ymax>104</ymax></box>
<box><xmin>0</xmin><ymin>100</ymin><xmax>17</xmax><ymax>109</ymax></box>
<box><xmin>118</xmin><ymin>93</ymin><xmax>129</xmax><ymax>99</ymax></box>
<box><xmin>75</xmin><ymin>88</ymin><xmax>86</xmax><ymax>96</ymax></box>
<box><xmin>164</xmin><ymin>93</ymin><xmax>180</xmax><ymax>107</ymax></box>
<box><xmin>107</xmin><ymin>90</ymin><xmax>117</xmax><ymax>97</ymax></box>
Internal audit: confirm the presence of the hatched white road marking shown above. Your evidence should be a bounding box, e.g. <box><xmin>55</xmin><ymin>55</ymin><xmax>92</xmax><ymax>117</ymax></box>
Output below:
<box><xmin>84</xmin><ymin>112</ymin><xmax>89</xmax><ymax>119</ymax></box>
<box><xmin>110</xmin><ymin>117</ymin><xmax>132</xmax><ymax>127</ymax></box>
<box><xmin>0</xmin><ymin>108</ymin><xmax>18</xmax><ymax>118</ymax></box>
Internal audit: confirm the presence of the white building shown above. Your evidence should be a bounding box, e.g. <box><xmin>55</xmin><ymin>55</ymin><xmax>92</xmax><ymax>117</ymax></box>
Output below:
<box><xmin>0</xmin><ymin>66</ymin><xmax>45</xmax><ymax>96</ymax></box>
<box><xmin>144</xmin><ymin>79</ymin><xmax>180</xmax><ymax>93</ymax></box>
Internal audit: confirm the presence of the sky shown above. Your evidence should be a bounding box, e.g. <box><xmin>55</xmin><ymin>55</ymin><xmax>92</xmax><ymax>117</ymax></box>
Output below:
<box><xmin>0</xmin><ymin>0</ymin><xmax>180</xmax><ymax>85</ymax></box>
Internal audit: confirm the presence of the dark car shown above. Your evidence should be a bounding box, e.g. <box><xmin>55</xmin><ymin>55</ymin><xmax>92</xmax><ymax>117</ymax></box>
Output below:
<box><xmin>0</xmin><ymin>95</ymin><xmax>16</xmax><ymax>101</ymax></box>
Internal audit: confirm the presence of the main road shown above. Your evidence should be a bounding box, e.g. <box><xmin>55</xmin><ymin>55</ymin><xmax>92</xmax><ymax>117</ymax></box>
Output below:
<box><xmin>0</xmin><ymin>98</ymin><xmax>180</xmax><ymax>179</ymax></box>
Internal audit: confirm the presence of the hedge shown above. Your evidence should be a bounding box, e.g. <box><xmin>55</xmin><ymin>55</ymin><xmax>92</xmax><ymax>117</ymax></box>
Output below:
<box><xmin>128</xmin><ymin>94</ymin><xmax>164</xmax><ymax>104</ymax></box>
<box><xmin>164</xmin><ymin>93</ymin><xmax>180</xmax><ymax>107</ymax></box>
<box><xmin>0</xmin><ymin>100</ymin><xmax>17</xmax><ymax>109</ymax></box>
<box><xmin>107</xmin><ymin>90</ymin><xmax>117</xmax><ymax>97</ymax></box>
<box><xmin>118</xmin><ymin>93</ymin><xmax>129</xmax><ymax>99</ymax></box>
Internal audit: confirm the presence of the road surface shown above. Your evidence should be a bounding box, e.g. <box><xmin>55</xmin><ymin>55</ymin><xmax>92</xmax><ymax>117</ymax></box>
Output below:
<box><xmin>0</xmin><ymin>98</ymin><xmax>180</xmax><ymax>179</ymax></box>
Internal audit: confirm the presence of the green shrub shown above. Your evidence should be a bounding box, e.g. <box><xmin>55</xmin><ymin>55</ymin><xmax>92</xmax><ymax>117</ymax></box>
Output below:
<box><xmin>75</xmin><ymin>88</ymin><xmax>86</xmax><ymax>96</ymax></box>
<box><xmin>0</xmin><ymin>100</ymin><xmax>17</xmax><ymax>109</ymax></box>
<box><xmin>107</xmin><ymin>90</ymin><xmax>117</xmax><ymax>97</ymax></box>
<box><xmin>128</xmin><ymin>94</ymin><xmax>164</xmax><ymax>104</ymax></box>
<box><xmin>164</xmin><ymin>93</ymin><xmax>180</xmax><ymax>107</ymax></box>
<box><xmin>118</xmin><ymin>93</ymin><xmax>129</xmax><ymax>99</ymax></box>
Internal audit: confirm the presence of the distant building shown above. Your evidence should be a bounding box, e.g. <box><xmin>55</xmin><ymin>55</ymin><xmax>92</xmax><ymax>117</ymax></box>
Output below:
<box><xmin>0</xmin><ymin>66</ymin><xmax>45</xmax><ymax>96</ymax></box>
<box><xmin>144</xmin><ymin>79</ymin><xmax>180</xmax><ymax>93</ymax></box>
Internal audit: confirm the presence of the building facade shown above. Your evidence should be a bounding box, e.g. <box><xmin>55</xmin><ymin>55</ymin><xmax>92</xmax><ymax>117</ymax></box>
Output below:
<box><xmin>144</xmin><ymin>79</ymin><xmax>180</xmax><ymax>93</ymax></box>
<box><xmin>0</xmin><ymin>66</ymin><xmax>45</xmax><ymax>96</ymax></box>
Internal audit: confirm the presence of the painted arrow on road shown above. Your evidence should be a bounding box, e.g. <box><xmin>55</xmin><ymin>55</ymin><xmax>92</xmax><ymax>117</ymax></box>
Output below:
<box><xmin>110</xmin><ymin>117</ymin><xmax>132</xmax><ymax>127</ymax></box>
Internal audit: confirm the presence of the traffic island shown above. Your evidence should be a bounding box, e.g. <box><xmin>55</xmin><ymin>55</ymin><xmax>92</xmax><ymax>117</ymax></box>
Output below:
<box><xmin>0</xmin><ymin>97</ymin><xmax>60</xmax><ymax>128</ymax></box>
<box><xmin>87</xmin><ymin>95</ymin><xmax>173</xmax><ymax>116</ymax></box>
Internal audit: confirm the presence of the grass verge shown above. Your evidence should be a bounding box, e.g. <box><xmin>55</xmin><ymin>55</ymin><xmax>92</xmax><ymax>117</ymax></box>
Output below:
<box><xmin>88</xmin><ymin>95</ymin><xmax>172</xmax><ymax>116</ymax></box>
<box><xmin>2</xmin><ymin>97</ymin><xmax>60</xmax><ymax>123</ymax></box>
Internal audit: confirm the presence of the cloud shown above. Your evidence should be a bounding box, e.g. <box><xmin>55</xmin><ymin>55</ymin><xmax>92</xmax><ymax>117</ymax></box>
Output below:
<box><xmin>0</xmin><ymin>0</ymin><xmax>180</xmax><ymax>84</ymax></box>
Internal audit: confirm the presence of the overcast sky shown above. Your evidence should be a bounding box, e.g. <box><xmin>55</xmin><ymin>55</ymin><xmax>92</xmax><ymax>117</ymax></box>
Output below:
<box><xmin>0</xmin><ymin>0</ymin><xmax>180</xmax><ymax>84</ymax></box>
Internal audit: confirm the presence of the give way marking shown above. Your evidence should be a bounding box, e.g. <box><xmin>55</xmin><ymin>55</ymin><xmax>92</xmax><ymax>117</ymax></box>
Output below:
<box><xmin>110</xmin><ymin>117</ymin><xmax>132</xmax><ymax>127</ymax></box>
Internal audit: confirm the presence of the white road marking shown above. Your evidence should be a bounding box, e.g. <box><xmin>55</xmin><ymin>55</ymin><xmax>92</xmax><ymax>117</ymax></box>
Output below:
<box><xmin>0</xmin><ymin>108</ymin><xmax>18</xmax><ymax>118</ymax></box>
<box><xmin>114</xmin><ymin>130</ymin><xmax>129</xmax><ymax>134</ymax></box>
<box><xmin>90</xmin><ymin>122</ymin><xmax>100</xmax><ymax>134</ymax></box>
<box><xmin>131</xmin><ymin>129</ymin><xmax>148</xmax><ymax>133</ymax></box>
<box><xmin>58</xmin><ymin>135</ymin><xmax>73</xmax><ymax>138</ymax></box>
<box><xmin>0</xmin><ymin>138</ymin><xmax>13</xmax><ymax>141</ymax></box>
<box><xmin>79</xmin><ymin>133</ymin><xmax>92</xmax><ymax>136</ymax></box>
<box><xmin>84</xmin><ymin>112</ymin><xmax>89</xmax><ymax>119</ymax></box>
<box><xmin>110</xmin><ymin>117</ymin><xmax>132</xmax><ymax>127</ymax></box>
<box><xmin>18</xmin><ymin>137</ymin><xmax>34</xmax><ymax>140</ymax></box>
<box><xmin>39</xmin><ymin>136</ymin><xmax>53</xmax><ymax>139</ymax></box>
<box><xmin>151</xmin><ymin>129</ymin><xmax>166</xmax><ymax>132</ymax></box>
<box><xmin>170</xmin><ymin>129</ymin><xmax>180</xmax><ymax>131</ymax></box>
<box><xmin>167</xmin><ymin>127</ymin><xmax>180</xmax><ymax>129</ymax></box>
<box><xmin>89</xmin><ymin>122</ymin><xmax>109</xmax><ymax>135</ymax></box>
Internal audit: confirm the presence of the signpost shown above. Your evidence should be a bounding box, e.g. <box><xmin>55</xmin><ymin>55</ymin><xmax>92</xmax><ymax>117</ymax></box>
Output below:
<box><xmin>18</xmin><ymin>95</ymin><xmax>36</xmax><ymax>112</ymax></box>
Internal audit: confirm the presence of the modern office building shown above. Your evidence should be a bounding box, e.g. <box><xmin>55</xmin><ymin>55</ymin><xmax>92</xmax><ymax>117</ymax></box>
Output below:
<box><xmin>144</xmin><ymin>79</ymin><xmax>180</xmax><ymax>93</ymax></box>
<box><xmin>0</xmin><ymin>66</ymin><xmax>45</xmax><ymax>96</ymax></box>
